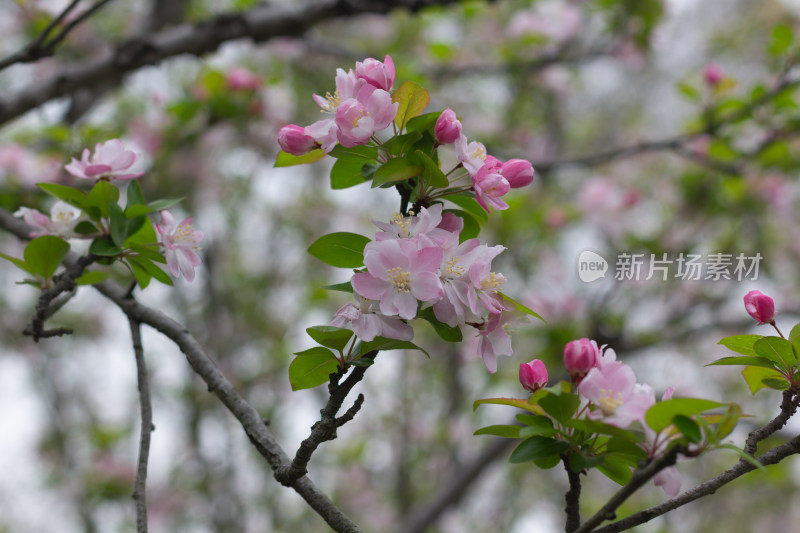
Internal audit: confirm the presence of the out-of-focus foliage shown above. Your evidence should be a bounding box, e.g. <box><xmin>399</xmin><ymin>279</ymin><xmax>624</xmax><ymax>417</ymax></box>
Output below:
<box><xmin>1</xmin><ymin>1</ymin><xmax>800</xmax><ymax>532</ymax></box>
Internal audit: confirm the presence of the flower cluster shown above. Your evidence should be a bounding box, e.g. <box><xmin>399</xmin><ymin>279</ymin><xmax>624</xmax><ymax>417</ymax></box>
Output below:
<box><xmin>278</xmin><ymin>56</ymin><xmax>398</xmax><ymax>154</ymax></box>
<box><xmin>14</xmin><ymin>139</ymin><xmax>203</xmax><ymax>282</ymax></box>
<box><xmin>333</xmin><ymin>204</ymin><xmax>518</xmax><ymax>372</ymax></box>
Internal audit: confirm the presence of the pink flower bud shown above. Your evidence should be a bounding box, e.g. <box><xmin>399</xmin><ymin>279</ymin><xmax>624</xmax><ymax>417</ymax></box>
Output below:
<box><xmin>434</xmin><ymin>108</ymin><xmax>462</xmax><ymax>144</ymax></box>
<box><xmin>703</xmin><ymin>63</ymin><xmax>724</xmax><ymax>86</ymax></box>
<box><xmin>743</xmin><ymin>290</ymin><xmax>775</xmax><ymax>324</ymax></box>
<box><xmin>500</xmin><ymin>159</ymin><xmax>535</xmax><ymax>188</ymax></box>
<box><xmin>519</xmin><ymin>359</ymin><xmax>548</xmax><ymax>393</ymax></box>
<box><xmin>563</xmin><ymin>338</ymin><xmax>599</xmax><ymax>380</ymax></box>
<box><xmin>278</xmin><ymin>124</ymin><xmax>319</xmax><ymax>155</ymax></box>
<box><xmin>355</xmin><ymin>55</ymin><xmax>395</xmax><ymax>91</ymax></box>
<box><xmin>226</xmin><ymin>67</ymin><xmax>261</xmax><ymax>91</ymax></box>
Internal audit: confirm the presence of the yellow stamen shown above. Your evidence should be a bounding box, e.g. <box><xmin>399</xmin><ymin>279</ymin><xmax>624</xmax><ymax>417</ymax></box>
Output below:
<box><xmin>387</xmin><ymin>266</ymin><xmax>412</xmax><ymax>293</ymax></box>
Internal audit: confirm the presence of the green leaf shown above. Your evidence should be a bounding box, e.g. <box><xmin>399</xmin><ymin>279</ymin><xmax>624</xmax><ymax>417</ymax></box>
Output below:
<box><xmin>673</xmin><ymin>414</ymin><xmax>702</xmax><ymax>443</ymax></box>
<box><xmin>24</xmin><ymin>236</ymin><xmax>69</xmax><ymax>278</ymax></box>
<box><xmin>713</xmin><ymin>403</ymin><xmax>741</xmax><ymax>441</ymax></box>
<box><xmin>330</xmin><ymin>145</ymin><xmax>379</xmax><ymax>161</ymax></box>
<box><xmin>716</xmin><ymin>443</ymin><xmax>768</xmax><ymax>473</ymax></box>
<box><xmin>372</xmin><ymin>155</ymin><xmax>423</xmax><ymax>188</ymax></box>
<box><xmin>306</xmin><ymin>325</ymin><xmax>353</xmax><ymax>352</ymax></box>
<box><xmin>359</xmin><ymin>337</ymin><xmax>429</xmax><ymax>357</ymax></box>
<box><xmin>0</xmin><ymin>251</ymin><xmax>34</xmax><ymax>275</ymax></box>
<box><xmin>75</xmin><ymin>270</ymin><xmax>110</xmax><ymax>286</ymax></box>
<box><xmin>126</xmin><ymin>258</ymin><xmax>151</xmax><ymax>289</ymax></box>
<box><xmin>538</xmin><ymin>392</ymin><xmax>580</xmax><ymax>425</ymax></box>
<box><xmin>564</xmin><ymin>419</ymin><xmax>640</xmax><ymax>442</ymax></box>
<box><xmin>788</xmin><ymin>322</ymin><xmax>800</xmax><ymax>342</ymax></box>
<box><xmin>406</xmin><ymin>111</ymin><xmax>441</xmax><ymax>133</ymax></box>
<box><xmin>707</xmin><ymin>356</ymin><xmax>778</xmax><ymax>369</ymax></box>
<box><xmin>533</xmin><ymin>454</ymin><xmax>562</xmax><ymax>469</ymax></box>
<box><xmin>517</xmin><ymin>414</ymin><xmax>556</xmax><ymax>438</ymax></box>
<box><xmin>499</xmin><ymin>293</ymin><xmax>545</xmax><ymax>323</ymax></box>
<box><xmin>762</xmin><ymin>378</ymin><xmax>790</xmax><ymax>390</ymax></box>
<box><xmin>473</xmin><ymin>397</ymin><xmax>546</xmax><ymax>416</ymax></box>
<box><xmin>126</xmin><ymin>180</ymin><xmax>146</xmax><ymax>209</ymax></box>
<box><xmin>289</xmin><ymin>347</ymin><xmax>340</xmax><ymax>391</ymax></box>
<box><xmin>742</xmin><ymin>365</ymin><xmax>786</xmax><ymax>394</ymax></box>
<box><xmin>416</xmin><ymin>150</ymin><xmax>449</xmax><ymax>188</ymax></box>
<box><xmin>308</xmin><ymin>232</ymin><xmax>371</xmax><ymax>268</ymax></box>
<box><xmin>392</xmin><ymin>80</ymin><xmax>430</xmax><ymax>130</ymax></box>
<box><xmin>444</xmin><ymin>194</ymin><xmax>488</xmax><ymax>222</ymax></box>
<box><xmin>719</xmin><ymin>334</ymin><xmax>761</xmax><ymax>356</ymax></box>
<box><xmin>509</xmin><ymin>436</ymin><xmax>569</xmax><ymax>464</ymax></box>
<box><xmin>569</xmin><ymin>453</ymin><xmax>605</xmax><ymax>472</ymax></box>
<box><xmin>645</xmin><ymin>398</ymin><xmax>725</xmax><ymax>433</ymax></box>
<box><xmin>274</xmin><ymin>149</ymin><xmax>327</xmax><ymax>167</ymax></box>
<box><xmin>38</xmin><ymin>183</ymin><xmax>88</xmax><ymax>209</ymax></box>
<box><xmin>86</xmin><ymin>181</ymin><xmax>120</xmax><ymax>219</ymax></box>
<box><xmin>147</xmin><ymin>198</ymin><xmax>184</xmax><ymax>211</ymax></box>
<box><xmin>677</xmin><ymin>81</ymin><xmax>700</xmax><ymax>102</ymax></box>
<box><xmin>73</xmin><ymin>220</ymin><xmax>99</xmax><ymax>235</ymax></box>
<box><xmin>606</xmin><ymin>437</ymin><xmax>648</xmax><ymax>461</ymax></box>
<box><xmin>769</xmin><ymin>24</ymin><xmax>794</xmax><ymax>56</ymax></box>
<box><xmin>381</xmin><ymin>131</ymin><xmax>423</xmax><ymax>157</ymax></box>
<box><xmin>109</xmin><ymin>202</ymin><xmax>128</xmax><ymax>248</ymax></box>
<box><xmin>125</xmin><ymin>204</ymin><xmax>153</xmax><ymax>218</ymax></box>
<box><xmin>474</xmin><ymin>425</ymin><xmax>521</xmax><ymax>438</ymax></box>
<box><xmin>320</xmin><ymin>281</ymin><xmax>354</xmax><ymax>293</ymax></box>
<box><xmin>329</xmin><ymin>146</ymin><xmax>379</xmax><ymax>189</ymax></box>
<box><xmin>596</xmin><ymin>456</ymin><xmax>633</xmax><ymax>485</ymax></box>
<box><xmin>128</xmin><ymin>256</ymin><xmax>172</xmax><ymax>286</ymax></box>
<box><xmin>753</xmin><ymin>336</ymin><xmax>797</xmax><ymax>369</ymax></box>
<box><xmin>417</xmin><ymin>307</ymin><xmax>462</xmax><ymax>342</ymax></box>
<box><xmin>89</xmin><ymin>238</ymin><xmax>123</xmax><ymax>257</ymax></box>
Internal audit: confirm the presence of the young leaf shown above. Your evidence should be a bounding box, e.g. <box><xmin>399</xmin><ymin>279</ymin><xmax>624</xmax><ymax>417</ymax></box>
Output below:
<box><xmin>308</xmin><ymin>232</ymin><xmax>371</xmax><ymax>268</ymax></box>
<box><xmin>509</xmin><ymin>436</ymin><xmax>569</xmax><ymax>463</ymax></box>
<box><xmin>372</xmin><ymin>155</ymin><xmax>423</xmax><ymax>188</ymax></box>
<box><xmin>742</xmin><ymin>365</ymin><xmax>786</xmax><ymax>394</ymax></box>
<box><xmin>274</xmin><ymin>149</ymin><xmax>326</xmax><ymax>167</ymax></box>
<box><xmin>537</xmin><ymin>392</ymin><xmax>580</xmax><ymax>425</ymax></box>
<box><xmin>473</xmin><ymin>425</ymin><xmax>521</xmax><ymax>438</ymax></box>
<box><xmin>331</xmin><ymin>155</ymin><xmax>373</xmax><ymax>189</ymax></box>
<box><xmin>596</xmin><ymin>457</ymin><xmax>633</xmax><ymax>485</ymax></box>
<box><xmin>473</xmin><ymin>397</ymin><xmax>546</xmax><ymax>416</ymax></box>
<box><xmin>443</xmin><ymin>194</ymin><xmax>489</xmax><ymax>222</ymax></box>
<box><xmin>569</xmin><ymin>453</ymin><xmax>605</xmax><ymax>472</ymax></box>
<box><xmin>129</xmin><ymin>256</ymin><xmax>172</xmax><ymax>286</ymax></box>
<box><xmin>24</xmin><ymin>236</ymin><xmax>69</xmax><ymax>278</ymax></box>
<box><xmin>415</xmin><ymin>150</ymin><xmax>449</xmax><ymax>188</ymax></box>
<box><xmin>0</xmin><ymin>251</ymin><xmax>35</xmax><ymax>275</ymax></box>
<box><xmin>147</xmin><ymin>198</ymin><xmax>185</xmax><ymax>211</ymax></box>
<box><xmin>320</xmin><ymin>281</ymin><xmax>354</xmax><ymax>293</ymax></box>
<box><xmin>673</xmin><ymin>414</ymin><xmax>702</xmax><ymax>443</ymax></box>
<box><xmin>38</xmin><ymin>183</ymin><xmax>88</xmax><ymax>209</ymax></box>
<box><xmin>645</xmin><ymin>398</ymin><xmax>725</xmax><ymax>433</ymax></box>
<box><xmin>498</xmin><ymin>293</ymin><xmax>545</xmax><ymax>323</ymax></box>
<box><xmin>406</xmin><ymin>111</ymin><xmax>441</xmax><ymax>133</ymax></box>
<box><xmin>75</xmin><ymin>270</ymin><xmax>111</xmax><ymax>286</ymax></box>
<box><xmin>126</xmin><ymin>258</ymin><xmax>152</xmax><ymax>289</ymax></box>
<box><xmin>788</xmin><ymin>322</ymin><xmax>800</xmax><ymax>342</ymax></box>
<box><xmin>86</xmin><ymin>180</ymin><xmax>120</xmax><ymax>219</ymax></box>
<box><xmin>517</xmin><ymin>414</ymin><xmax>557</xmax><ymax>438</ymax></box>
<box><xmin>359</xmin><ymin>337</ymin><xmax>429</xmax><ymax>357</ymax></box>
<box><xmin>126</xmin><ymin>180</ymin><xmax>146</xmax><ymax>209</ymax></box>
<box><xmin>381</xmin><ymin>131</ymin><xmax>423</xmax><ymax>157</ymax></box>
<box><xmin>417</xmin><ymin>307</ymin><xmax>462</xmax><ymax>342</ymax></box>
<box><xmin>289</xmin><ymin>347</ymin><xmax>340</xmax><ymax>391</ymax></box>
<box><xmin>718</xmin><ymin>334</ymin><xmax>761</xmax><ymax>356</ymax></box>
<box><xmin>533</xmin><ymin>454</ymin><xmax>562</xmax><ymax>469</ymax></box>
<box><xmin>306</xmin><ymin>325</ymin><xmax>353</xmax><ymax>352</ymax></box>
<box><xmin>392</xmin><ymin>80</ymin><xmax>430</xmax><ymax>129</ymax></box>
<box><xmin>89</xmin><ymin>238</ymin><xmax>123</xmax><ymax>257</ymax></box>
<box><xmin>753</xmin><ymin>336</ymin><xmax>797</xmax><ymax>369</ymax></box>
<box><xmin>706</xmin><ymin>356</ymin><xmax>778</xmax><ymax>369</ymax></box>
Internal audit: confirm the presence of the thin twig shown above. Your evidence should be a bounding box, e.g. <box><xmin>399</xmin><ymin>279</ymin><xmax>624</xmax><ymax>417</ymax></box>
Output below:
<box><xmin>129</xmin><ymin>316</ymin><xmax>153</xmax><ymax>533</ymax></box>
<box><xmin>563</xmin><ymin>455</ymin><xmax>582</xmax><ymax>533</ymax></box>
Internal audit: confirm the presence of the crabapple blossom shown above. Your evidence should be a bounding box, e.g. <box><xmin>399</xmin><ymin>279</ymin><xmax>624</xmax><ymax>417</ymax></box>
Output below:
<box><xmin>278</xmin><ymin>124</ymin><xmax>319</xmax><ymax>155</ymax></box>
<box><xmin>355</xmin><ymin>55</ymin><xmax>395</xmax><ymax>91</ymax></box>
<box><xmin>465</xmin><ymin>244</ymin><xmax>507</xmax><ymax>316</ymax></box>
<box><xmin>65</xmin><ymin>139</ymin><xmax>144</xmax><ymax>181</ymax></box>
<box><xmin>432</xmin><ymin>235</ymin><xmax>483</xmax><ymax>326</ymax></box>
<box><xmin>226</xmin><ymin>66</ymin><xmax>262</xmax><ymax>91</ymax></box>
<box><xmin>455</xmin><ymin>135</ymin><xmax>489</xmax><ymax>175</ymax></box>
<box><xmin>155</xmin><ymin>210</ymin><xmax>204</xmax><ymax>282</ymax></box>
<box><xmin>563</xmin><ymin>338</ymin><xmax>599</xmax><ymax>381</ymax></box>
<box><xmin>14</xmin><ymin>201</ymin><xmax>83</xmax><ymax>238</ymax></box>
<box><xmin>654</xmin><ymin>465</ymin><xmax>682</xmax><ymax>497</ymax></box>
<box><xmin>351</xmin><ymin>238</ymin><xmax>443</xmax><ymax>319</ymax></box>
<box><xmin>743</xmin><ymin>290</ymin><xmax>775</xmax><ymax>324</ymax></box>
<box><xmin>373</xmin><ymin>204</ymin><xmax>449</xmax><ymax>246</ymax></box>
<box><xmin>519</xmin><ymin>359</ymin><xmax>548</xmax><ymax>393</ymax></box>
<box><xmin>434</xmin><ymin>108</ymin><xmax>462</xmax><ymax>145</ymax></box>
<box><xmin>578</xmin><ymin>361</ymin><xmax>655</xmax><ymax>428</ymax></box>
<box><xmin>335</xmin><ymin>85</ymin><xmax>398</xmax><ymax>147</ymax></box>
<box><xmin>330</xmin><ymin>295</ymin><xmax>413</xmax><ymax>342</ymax></box>
<box><xmin>472</xmin><ymin>164</ymin><xmax>511</xmax><ymax>213</ymax></box>
<box><xmin>476</xmin><ymin>306</ymin><xmax>515</xmax><ymax>373</ymax></box>
<box><xmin>500</xmin><ymin>159</ymin><xmax>535</xmax><ymax>188</ymax></box>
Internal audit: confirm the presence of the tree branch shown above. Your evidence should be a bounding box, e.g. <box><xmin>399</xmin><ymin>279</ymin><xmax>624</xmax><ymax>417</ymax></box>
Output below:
<box><xmin>0</xmin><ymin>0</ymin><xmax>117</xmax><ymax>73</ymax></box>
<box><xmin>0</xmin><ymin>0</ymin><xmax>460</xmax><ymax>127</ymax></box>
<box><xmin>563</xmin><ymin>456</ymin><xmax>582</xmax><ymax>533</ymax></box>
<box><xmin>129</xmin><ymin>316</ymin><xmax>153</xmax><ymax>533</ymax></box>
<box><xmin>590</xmin><ymin>391</ymin><xmax>800</xmax><ymax>533</ymax></box>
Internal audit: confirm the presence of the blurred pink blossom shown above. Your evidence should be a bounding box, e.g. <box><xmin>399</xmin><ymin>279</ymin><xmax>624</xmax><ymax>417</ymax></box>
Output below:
<box><xmin>65</xmin><ymin>139</ymin><xmax>144</xmax><ymax>181</ymax></box>
<box><xmin>226</xmin><ymin>66</ymin><xmax>262</xmax><ymax>91</ymax></box>
<box><xmin>156</xmin><ymin>210</ymin><xmax>204</xmax><ymax>282</ymax></box>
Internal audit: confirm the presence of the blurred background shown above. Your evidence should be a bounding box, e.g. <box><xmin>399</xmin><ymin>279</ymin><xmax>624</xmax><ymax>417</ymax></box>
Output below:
<box><xmin>1</xmin><ymin>0</ymin><xmax>800</xmax><ymax>531</ymax></box>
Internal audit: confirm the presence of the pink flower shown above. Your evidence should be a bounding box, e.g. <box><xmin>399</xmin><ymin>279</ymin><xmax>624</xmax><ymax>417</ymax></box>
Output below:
<box><xmin>465</xmin><ymin>244</ymin><xmax>507</xmax><ymax>316</ymax></box>
<box><xmin>313</xmin><ymin>69</ymin><xmax>365</xmax><ymax>113</ymax></box>
<box><xmin>703</xmin><ymin>63</ymin><xmax>724</xmax><ymax>86</ymax></box>
<box><xmin>65</xmin><ymin>139</ymin><xmax>144</xmax><ymax>181</ymax></box>
<box><xmin>500</xmin><ymin>159</ymin><xmax>535</xmax><ymax>188</ymax></box>
<box><xmin>472</xmin><ymin>163</ymin><xmax>510</xmax><ymax>213</ymax></box>
<box><xmin>743</xmin><ymin>290</ymin><xmax>775</xmax><ymax>324</ymax></box>
<box><xmin>330</xmin><ymin>296</ymin><xmax>413</xmax><ymax>342</ymax></box>
<box><xmin>278</xmin><ymin>124</ymin><xmax>319</xmax><ymax>155</ymax></box>
<box><xmin>432</xmin><ymin>236</ymin><xmax>483</xmax><ymax>326</ymax></box>
<box><xmin>563</xmin><ymin>338</ymin><xmax>599</xmax><ymax>381</ymax></box>
<box><xmin>226</xmin><ymin>66</ymin><xmax>261</xmax><ymax>91</ymax></box>
<box><xmin>519</xmin><ymin>359</ymin><xmax>548</xmax><ymax>393</ymax></box>
<box><xmin>305</xmin><ymin>118</ymin><xmax>340</xmax><ymax>153</ymax></box>
<box><xmin>477</xmin><ymin>307</ymin><xmax>515</xmax><ymax>373</ymax></box>
<box><xmin>578</xmin><ymin>362</ymin><xmax>655</xmax><ymax>428</ymax></box>
<box><xmin>155</xmin><ymin>210</ymin><xmax>204</xmax><ymax>282</ymax></box>
<box><xmin>14</xmin><ymin>201</ymin><xmax>83</xmax><ymax>238</ymax></box>
<box><xmin>351</xmin><ymin>238</ymin><xmax>443</xmax><ymax>319</ymax></box>
<box><xmin>455</xmin><ymin>135</ymin><xmax>488</xmax><ymax>175</ymax></box>
<box><xmin>653</xmin><ymin>465</ymin><xmax>681</xmax><ymax>497</ymax></box>
<box><xmin>434</xmin><ymin>108</ymin><xmax>462</xmax><ymax>144</ymax></box>
<box><xmin>335</xmin><ymin>85</ymin><xmax>398</xmax><ymax>147</ymax></box>
<box><xmin>373</xmin><ymin>204</ymin><xmax>450</xmax><ymax>246</ymax></box>
<box><xmin>355</xmin><ymin>55</ymin><xmax>395</xmax><ymax>91</ymax></box>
